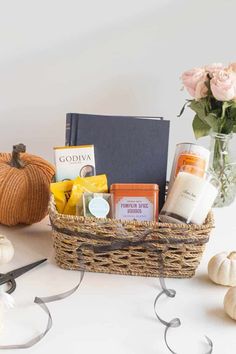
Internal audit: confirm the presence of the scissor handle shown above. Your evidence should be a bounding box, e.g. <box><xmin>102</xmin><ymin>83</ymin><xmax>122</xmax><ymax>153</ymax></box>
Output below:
<box><xmin>0</xmin><ymin>274</ymin><xmax>16</xmax><ymax>294</ymax></box>
<box><xmin>0</xmin><ymin>259</ymin><xmax>47</xmax><ymax>295</ymax></box>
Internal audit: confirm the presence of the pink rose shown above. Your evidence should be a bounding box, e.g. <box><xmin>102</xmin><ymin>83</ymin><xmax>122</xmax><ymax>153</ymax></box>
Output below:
<box><xmin>181</xmin><ymin>67</ymin><xmax>208</xmax><ymax>99</ymax></box>
<box><xmin>210</xmin><ymin>70</ymin><xmax>236</xmax><ymax>101</ymax></box>
<box><xmin>228</xmin><ymin>62</ymin><xmax>236</xmax><ymax>73</ymax></box>
<box><xmin>195</xmin><ymin>77</ymin><xmax>208</xmax><ymax>100</ymax></box>
<box><xmin>205</xmin><ymin>63</ymin><xmax>224</xmax><ymax>75</ymax></box>
<box><xmin>181</xmin><ymin>67</ymin><xmax>207</xmax><ymax>98</ymax></box>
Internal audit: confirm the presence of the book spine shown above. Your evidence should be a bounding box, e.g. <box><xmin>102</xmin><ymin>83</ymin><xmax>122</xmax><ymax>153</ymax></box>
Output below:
<box><xmin>65</xmin><ymin>113</ymin><xmax>72</xmax><ymax>146</ymax></box>
<box><xmin>70</xmin><ymin>114</ymin><xmax>79</xmax><ymax>146</ymax></box>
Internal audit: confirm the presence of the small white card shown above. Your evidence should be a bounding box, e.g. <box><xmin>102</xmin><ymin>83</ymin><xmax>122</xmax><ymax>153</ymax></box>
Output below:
<box><xmin>54</xmin><ymin>145</ymin><xmax>96</xmax><ymax>181</ymax></box>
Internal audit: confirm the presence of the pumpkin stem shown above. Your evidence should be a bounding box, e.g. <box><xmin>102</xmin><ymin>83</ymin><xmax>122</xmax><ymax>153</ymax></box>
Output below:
<box><xmin>9</xmin><ymin>144</ymin><xmax>26</xmax><ymax>169</ymax></box>
<box><xmin>228</xmin><ymin>252</ymin><xmax>236</xmax><ymax>261</ymax></box>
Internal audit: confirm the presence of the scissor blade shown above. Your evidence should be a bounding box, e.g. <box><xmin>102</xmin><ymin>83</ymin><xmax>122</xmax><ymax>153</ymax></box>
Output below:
<box><xmin>8</xmin><ymin>259</ymin><xmax>47</xmax><ymax>279</ymax></box>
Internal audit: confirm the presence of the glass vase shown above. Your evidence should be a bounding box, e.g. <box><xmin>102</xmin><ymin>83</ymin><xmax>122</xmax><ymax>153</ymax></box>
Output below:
<box><xmin>209</xmin><ymin>132</ymin><xmax>236</xmax><ymax>207</ymax></box>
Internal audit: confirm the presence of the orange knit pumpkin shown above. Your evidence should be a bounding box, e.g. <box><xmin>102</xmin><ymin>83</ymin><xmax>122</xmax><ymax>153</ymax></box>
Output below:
<box><xmin>0</xmin><ymin>144</ymin><xmax>55</xmax><ymax>226</ymax></box>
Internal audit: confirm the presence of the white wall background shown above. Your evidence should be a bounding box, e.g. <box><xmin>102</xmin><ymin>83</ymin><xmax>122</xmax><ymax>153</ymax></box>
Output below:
<box><xmin>1</xmin><ymin>0</ymin><xmax>236</xmax><ymax>176</ymax></box>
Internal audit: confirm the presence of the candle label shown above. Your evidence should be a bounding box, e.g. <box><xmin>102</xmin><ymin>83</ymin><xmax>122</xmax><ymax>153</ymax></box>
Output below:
<box><xmin>115</xmin><ymin>197</ymin><xmax>154</xmax><ymax>221</ymax></box>
<box><xmin>180</xmin><ymin>189</ymin><xmax>197</xmax><ymax>202</ymax></box>
<box><xmin>175</xmin><ymin>154</ymin><xmax>206</xmax><ymax>177</ymax></box>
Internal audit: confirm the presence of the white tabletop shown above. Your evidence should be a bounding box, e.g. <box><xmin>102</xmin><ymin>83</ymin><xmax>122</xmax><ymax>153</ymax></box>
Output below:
<box><xmin>0</xmin><ymin>202</ymin><xmax>235</xmax><ymax>354</ymax></box>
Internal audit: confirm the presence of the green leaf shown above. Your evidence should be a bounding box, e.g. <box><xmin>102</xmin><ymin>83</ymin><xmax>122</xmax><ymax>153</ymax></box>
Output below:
<box><xmin>222</xmin><ymin>120</ymin><xmax>235</xmax><ymax>134</ymax></box>
<box><xmin>192</xmin><ymin>114</ymin><xmax>211</xmax><ymax>139</ymax></box>
<box><xmin>233</xmin><ymin>125</ymin><xmax>236</xmax><ymax>133</ymax></box>
<box><xmin>204</xmin><ymin>113</ymin><xmax>219</xmax><ymax>131</ymax></box>
<box><xmin>229</xmin><ymin>106</ymin><xmax>236</xmax><ymax>121</ymax></box>
<box><xmin>189</xmin><ymin>100</ymin><xmax>207</xmax><ymax>120</ymax></box>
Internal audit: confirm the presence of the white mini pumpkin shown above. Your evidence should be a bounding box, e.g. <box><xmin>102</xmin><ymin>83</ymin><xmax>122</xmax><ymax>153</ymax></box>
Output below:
<box><xmin>224</xmin><ymin>287</ymin><xmax>236</xmax><ymax>320</ymax></box>
<box><xmin>208</xmin><ymin>251</ymin><xmax>236</xmax><ymax>286</ymax></box>
<box><xmin>0</xmin><ymin>235</ymin><xmax>14</xmax><ymax>265</ymax></box>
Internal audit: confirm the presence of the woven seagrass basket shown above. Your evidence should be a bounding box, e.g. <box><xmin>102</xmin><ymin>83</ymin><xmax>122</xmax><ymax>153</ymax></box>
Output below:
<box><xmin>49</xmin><ymin>196</ymin><xmax>214</xmax><ymax>278</ymax></box>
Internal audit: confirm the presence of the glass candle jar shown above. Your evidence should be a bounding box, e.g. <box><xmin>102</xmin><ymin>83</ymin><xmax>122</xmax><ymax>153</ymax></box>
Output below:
<box><xmin>160</xmin><ymin>166</ymin><xmax>220</xmax><ymax>225</ymax></box>
<box><xmin>169</xmin><ymin>143</ymin><xmax>210</xmax><ymax>191</ymax></box>
<box><xmin>209</xmin><ymin>132</ymin><xmax>236</xmax><ymax>207</ymax></box>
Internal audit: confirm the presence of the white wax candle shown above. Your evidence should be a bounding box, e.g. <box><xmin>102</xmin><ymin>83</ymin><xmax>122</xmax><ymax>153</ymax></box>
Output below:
<box><xmin>161</xmin><ymin>172</ymin><xmax>218</xmax><ymax>225</ymax></box>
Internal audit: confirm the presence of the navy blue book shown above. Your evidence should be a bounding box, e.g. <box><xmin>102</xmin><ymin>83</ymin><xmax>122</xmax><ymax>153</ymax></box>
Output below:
<box><xmin>65</xmin><ymin>113</ymin><xmax>170</xmax><ymax>208</ymax></box>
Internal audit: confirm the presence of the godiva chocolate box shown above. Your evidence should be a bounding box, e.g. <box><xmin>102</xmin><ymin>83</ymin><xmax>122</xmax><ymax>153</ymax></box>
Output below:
<box><xmin>54</xmin><ymin>145</ymin><xmax>96</xmax><ymax>181</ymax></box>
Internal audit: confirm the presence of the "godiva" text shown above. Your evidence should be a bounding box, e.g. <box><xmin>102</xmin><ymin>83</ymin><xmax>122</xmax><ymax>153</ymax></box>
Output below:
<box><xmin>59</xmin><ymin>155</ymin><xmax>92</xmax><ymax>163</ymax></box>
